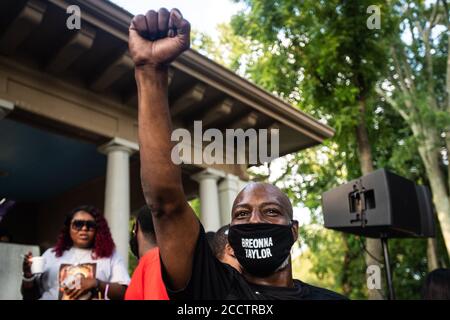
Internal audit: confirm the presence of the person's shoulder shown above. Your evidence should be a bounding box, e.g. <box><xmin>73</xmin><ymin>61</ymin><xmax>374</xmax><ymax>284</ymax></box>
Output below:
<box><xmin>42</xmin><ymin>247</ymin><xmax>57</xmax><ymax>259</ymax></box>
<box><xmin>141</xmin><ymin>248</ymin><xmax>161</xmax><ymax>265</ymax></box>
<box><xmin>143</xmin><ymin>247</ymin><xmax>160</xmax><ymax>259</ymax></box>
<box><xmin>109</xmin><ymin>249</ymin><xmax>126</xmax><ymax>262</ymax></box>
<box><xmin>296</xmin><ymin>280</ymin><xmax>349</xmax><ymax>300</ymax></box>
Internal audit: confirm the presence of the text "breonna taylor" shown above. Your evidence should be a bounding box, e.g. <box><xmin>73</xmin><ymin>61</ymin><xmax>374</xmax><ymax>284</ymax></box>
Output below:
<box><xmin>243</xmin><ymin>237</ymin><xmax>273</xmax><ymax>259</ymax></box>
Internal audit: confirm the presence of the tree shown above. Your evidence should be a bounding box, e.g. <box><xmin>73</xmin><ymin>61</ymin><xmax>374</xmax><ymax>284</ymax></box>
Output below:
<box><xmin>191</xmin><ymin>2</ymin><xmax>449</xmax><ymax>298</ymax></box>
<box><xmin>230</xmin><ymin>0</ymin><xmax>397</xmax><ymax>299</ymax></box>
<box><xmin>376</xmin><ymin>0</ymin><xmax>450</xmax><ymax>258</ymax></box>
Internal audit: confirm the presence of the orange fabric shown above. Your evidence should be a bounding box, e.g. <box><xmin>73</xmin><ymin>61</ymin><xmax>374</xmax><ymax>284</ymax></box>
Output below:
<box><xmin>125</xmin><ymin>247</ymin><xmax>169</xmax><ymax>300</ymax></box>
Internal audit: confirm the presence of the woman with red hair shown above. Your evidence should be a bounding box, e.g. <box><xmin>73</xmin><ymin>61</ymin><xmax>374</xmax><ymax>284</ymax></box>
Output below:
<box><xmin>21</xmin><ymin>205</ymin><xmax>130</xmax><ymax>300</ymax></box>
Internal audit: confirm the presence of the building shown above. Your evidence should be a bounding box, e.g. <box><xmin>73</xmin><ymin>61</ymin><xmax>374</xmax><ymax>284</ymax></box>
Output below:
<box><xmin>0</xmin><ymin>0</ymin><xmax>334</xmax><ymax>274</ymax></box>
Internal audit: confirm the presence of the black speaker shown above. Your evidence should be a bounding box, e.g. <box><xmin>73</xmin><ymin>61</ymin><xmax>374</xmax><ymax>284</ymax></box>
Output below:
<box><xmin>415</xmin><ymin>185</ymin><xmax>436</xmax><ymax>237</ymax></box>
<box><xmin>321</xmin><ymin>169</ymin><xmax>435</xmax><ymax>238</ymax></box>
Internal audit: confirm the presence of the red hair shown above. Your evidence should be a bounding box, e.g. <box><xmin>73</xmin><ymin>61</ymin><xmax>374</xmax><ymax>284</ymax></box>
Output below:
<box><xmin>53</xmin><ymin>205</ymin><xmax>115</xmax><ymax>259</ymax></box>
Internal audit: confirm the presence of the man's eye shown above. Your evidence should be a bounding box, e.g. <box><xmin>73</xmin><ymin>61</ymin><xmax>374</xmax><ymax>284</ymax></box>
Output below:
<box><xmin>266</xmin><ymin>209</ymin><xmax>280</xmax><ymax>215</ymax></box>
<box><xmin>236</xmin><ymin>211</ymin><xmax>249</xmax><ymax>217</ymax></box>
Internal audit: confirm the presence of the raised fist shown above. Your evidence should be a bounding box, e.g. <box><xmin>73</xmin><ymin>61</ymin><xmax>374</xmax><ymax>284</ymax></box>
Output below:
<box><xmin>128</xmin><ymin>8</ymin><xmax>191</xmax><ymax>68</ymax></box>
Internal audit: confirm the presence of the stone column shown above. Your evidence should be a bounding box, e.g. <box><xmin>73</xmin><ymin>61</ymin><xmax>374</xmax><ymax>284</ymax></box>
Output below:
<box><xmin>218</xmin><ymin>174</ymin><xmax>241</xmax><ymax>226</ymax></box>
<box><xmin>99</xmin><ymin>138</ymin><xmax>138</xmax><ymax>269</ymax></box>
<box><xmin>192</xmin><ymin>168</ymin><xmax>224</xmax><ymax>232</ymax></box>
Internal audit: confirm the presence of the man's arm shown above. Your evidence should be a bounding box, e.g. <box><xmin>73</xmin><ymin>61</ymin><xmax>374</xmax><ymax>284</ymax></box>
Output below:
<box><xmin>129</xmin><ymin>8</ymin><xmax>199</xmax><ymax>290</ymax></box>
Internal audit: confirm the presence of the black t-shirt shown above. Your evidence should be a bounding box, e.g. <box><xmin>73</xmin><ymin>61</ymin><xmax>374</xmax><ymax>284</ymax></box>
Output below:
<box><xmin>163</xmin><ymin>222</ymin><xmax>347</xmax><ymax>300</ymax></box>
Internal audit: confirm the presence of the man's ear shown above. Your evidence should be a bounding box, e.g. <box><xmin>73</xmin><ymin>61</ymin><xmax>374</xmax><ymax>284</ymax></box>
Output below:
<box><xmin>136</xmin><ymin>223</ymin><xmax>143</xmax><ymax>241</ymax></box>
<box><xmin>291</xmin><ymin>220</ymin><xmax>299</xmax><ymax>242</ymax></box>
<box><xmin>225</xmin><ymin>243</ymin><xmax>235</xmax><ymax>258</ymax></box>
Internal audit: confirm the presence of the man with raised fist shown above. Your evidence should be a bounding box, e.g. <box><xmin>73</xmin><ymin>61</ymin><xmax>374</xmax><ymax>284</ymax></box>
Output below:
<box><xmin>129</xmin><ymin>8</ymin><xmax>345</xmax><ymax>300</ymax></box>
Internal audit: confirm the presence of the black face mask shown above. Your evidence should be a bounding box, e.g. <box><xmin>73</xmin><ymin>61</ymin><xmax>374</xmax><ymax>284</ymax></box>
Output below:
<box><xmin>228</xmin><ymin>222</ymin><xmax>295</xmax><ymax>277</ymax></box>
<box><xmin>130</xmin><ymin>223</ymin><xmax>139</xmax><ymax>259</ymax></box>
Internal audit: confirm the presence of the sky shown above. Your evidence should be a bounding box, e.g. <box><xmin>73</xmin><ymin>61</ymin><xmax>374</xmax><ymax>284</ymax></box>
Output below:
<box><xmin>110</xmin><ymin>0</ymin><xmax>245</xmax><ymax>38</ymax></box>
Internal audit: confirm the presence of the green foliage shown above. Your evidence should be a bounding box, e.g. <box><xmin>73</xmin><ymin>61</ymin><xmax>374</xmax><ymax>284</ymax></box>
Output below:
<box><xmin>389</xmin><ymin>238</ymin><xmax>428</xmax><ymax>299</ymax></box>
<box><xmin>189</xmin><ymin>198</ymin><xmax>201</xmax><ymax>218</ymax></box>
<box><xmin>192</xmin><ymin>0</ymin><xmax>448</xmax><ymax>299</ymax></box>
<box><xmin>297</xmin><ymin>225</ymin><xmax>368</xmax><ymax>299</ymax></box>
<box><xmin>386</xmin><ymin>1</ymin><xmax>450</xmax><ymax>137</ymax></box>
<box><xmin>228</xmin><ymin>0</ymin><xmax>435</xmax><ymax>299</ymax></box>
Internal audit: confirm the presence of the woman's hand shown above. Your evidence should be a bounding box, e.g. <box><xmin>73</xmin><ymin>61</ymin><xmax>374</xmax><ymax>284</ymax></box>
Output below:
<box><xmin>64</xmin><ymin>278</ymin><xmax>97</xmax><ymax>300</ymax></box>
<box><xmin>22</xmin><ymin>251</ymin><xmax>33</xmax><ymax>278</ymax></box>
